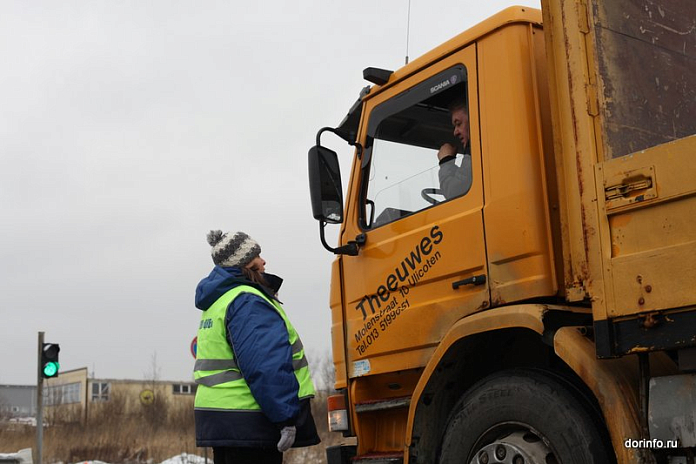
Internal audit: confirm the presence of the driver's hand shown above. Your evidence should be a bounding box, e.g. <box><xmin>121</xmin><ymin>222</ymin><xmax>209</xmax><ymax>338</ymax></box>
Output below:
<box><xmin>437</xmin><ymin>143</ymin><xmax>457</xmax><ymax>161</ymax></box>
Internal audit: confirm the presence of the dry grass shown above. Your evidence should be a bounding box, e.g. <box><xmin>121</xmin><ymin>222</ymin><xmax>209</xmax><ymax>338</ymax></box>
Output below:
<box><xmin>0</xmin><ymin>390</ymin><xmax>343</xmax><ymax>464</ymax></box>
<box><xmin>0</xmin><ymin>392</ymin><xmax>197</xmax><ymax>463</ymax></box>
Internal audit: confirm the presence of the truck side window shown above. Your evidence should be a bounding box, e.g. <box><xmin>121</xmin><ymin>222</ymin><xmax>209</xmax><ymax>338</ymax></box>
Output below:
<box><xmin>363</xmin><ymin>68</ymin><xmax>471</xmax><ymax>229</ymax></box>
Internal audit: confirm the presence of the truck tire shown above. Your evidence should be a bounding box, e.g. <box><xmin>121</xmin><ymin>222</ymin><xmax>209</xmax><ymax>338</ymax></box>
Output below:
<box><xmin>438</xmin><ymin>369</ymin><xmax>613</xmax><ymax>464</ymax></box>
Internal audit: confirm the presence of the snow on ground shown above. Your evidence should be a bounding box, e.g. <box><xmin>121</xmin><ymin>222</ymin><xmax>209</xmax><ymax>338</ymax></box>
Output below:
<box><xmin>0</xmin><ymin>451</ymin><xmax>212</xmax><ymax>464</ymax></box>
<box><xmin>0</xmin><ymin>449</ymin><xmax>32</xmax><ymax>463</ymax></box>
<box><xmin>70</xmin><ymin>455</ymin><xmax>213</xmax><ymax>464</ymax></box>
<box><xmin>158</xmin><ymin>454</ymin><xmax>212</xmax><ymax>464</ymax></box>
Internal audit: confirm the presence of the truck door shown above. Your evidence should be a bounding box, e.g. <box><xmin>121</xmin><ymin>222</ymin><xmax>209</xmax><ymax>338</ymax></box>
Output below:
<box><xmin>342</xmin><ymin>46</ymin><xmax>489</xmax><ymax>375</ymax></box>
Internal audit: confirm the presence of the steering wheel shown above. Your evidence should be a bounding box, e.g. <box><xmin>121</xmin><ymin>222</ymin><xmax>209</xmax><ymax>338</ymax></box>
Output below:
<box><xmin>421</xmin><ymin>188</ymin><xmax>444</xmax><ymax>205</ymax></box>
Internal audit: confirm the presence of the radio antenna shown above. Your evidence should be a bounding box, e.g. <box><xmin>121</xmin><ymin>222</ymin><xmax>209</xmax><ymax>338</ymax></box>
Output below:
<box><xmin>405</xmin><ymin>0</ymin><xmax>412</xmax><ymax>64</ymax></box>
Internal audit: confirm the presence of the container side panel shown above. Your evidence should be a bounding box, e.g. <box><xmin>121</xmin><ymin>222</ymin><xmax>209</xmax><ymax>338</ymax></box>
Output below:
<box><xmin>592</xmin><ymin>0</ymin><xmax>696</xmax><ymax>159</ymax></box>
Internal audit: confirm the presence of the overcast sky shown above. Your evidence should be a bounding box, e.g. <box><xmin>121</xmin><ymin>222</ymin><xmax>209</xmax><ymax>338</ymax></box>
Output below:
<box><xmin>0</xmin><ymin>0</ymin><xmax>540</xmax><ymax>386</ymax></box>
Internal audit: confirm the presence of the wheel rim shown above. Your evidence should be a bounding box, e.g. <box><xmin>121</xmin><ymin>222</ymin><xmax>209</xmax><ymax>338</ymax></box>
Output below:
<box><xmin>468</xmin><ymin>423</ymin><xmax>559</xmax><ymax>464</ymax></box>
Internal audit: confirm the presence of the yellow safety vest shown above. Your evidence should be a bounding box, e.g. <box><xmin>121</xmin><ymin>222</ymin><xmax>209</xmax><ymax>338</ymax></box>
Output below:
<box><xmin>193</xmin><ymin>285</ymin><xmax>315</xmax><ymax>411</ymax></box>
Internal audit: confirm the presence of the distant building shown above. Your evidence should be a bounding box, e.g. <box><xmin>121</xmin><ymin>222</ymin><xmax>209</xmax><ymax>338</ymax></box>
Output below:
<box><xmin>0</xmin><ymin>384</ymin><xmax>36</xmax><ymax>418</ymax></box>
<box><xmin>0</xmin><ymin>367</ymin><xmax>196</xmax><ymax>423</ymax></box>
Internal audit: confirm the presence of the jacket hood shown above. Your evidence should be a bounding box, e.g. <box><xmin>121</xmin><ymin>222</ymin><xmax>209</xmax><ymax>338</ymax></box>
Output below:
<box><xmin>195</xmin><ymin>266</ymin><xmax>283</xmax><ymax>310</ymax></box>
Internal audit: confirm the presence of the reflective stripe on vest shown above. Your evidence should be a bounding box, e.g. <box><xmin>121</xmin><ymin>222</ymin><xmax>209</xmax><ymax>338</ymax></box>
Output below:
<box><xmin>194</xmin><ymin>339</ymin><xmax>306</xmax><ymax>374</ymax></box>
<box><xmin>193</xmin><ymin>285</ymin><xmax>315</xmax><ymax>411</ymax></box>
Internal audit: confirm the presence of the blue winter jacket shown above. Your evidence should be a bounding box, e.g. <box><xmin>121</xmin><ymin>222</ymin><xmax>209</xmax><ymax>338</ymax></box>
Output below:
<box><xmin>194</xmin><ymin>266</ymin><xmax>319</xmax><ymax>448</ymax></box>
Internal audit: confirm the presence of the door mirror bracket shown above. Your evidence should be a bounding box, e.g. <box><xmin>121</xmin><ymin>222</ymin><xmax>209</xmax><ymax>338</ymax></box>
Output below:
<box><xmin>309</xmin><ymin>127</ymin><xmax>364</xmax><ymax>255</ymax></box>
<box><xmin>319</xmin><ymin>222</ymin><xmax>365</xmax><ymax>256</ymax></box>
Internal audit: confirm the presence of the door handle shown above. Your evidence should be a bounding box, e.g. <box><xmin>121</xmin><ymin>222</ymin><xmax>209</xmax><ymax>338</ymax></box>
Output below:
<box><xmin>452</xmin><ymin>274</ymin><xmax>487</xmax><ymax>289</ymax></box>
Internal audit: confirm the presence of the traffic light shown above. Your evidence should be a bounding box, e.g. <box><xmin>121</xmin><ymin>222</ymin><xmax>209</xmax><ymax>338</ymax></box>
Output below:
<box><xmin>41</xmin><ymin>343</ymin><xmax>60</xmax><ymax>379</ymax></box>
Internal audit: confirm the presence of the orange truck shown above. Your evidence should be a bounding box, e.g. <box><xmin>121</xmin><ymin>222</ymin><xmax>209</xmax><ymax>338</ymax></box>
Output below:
<box><xmin>308</xmin><ymin>1</ymin><xmax>696</xmax><ymax>463</ymax></box>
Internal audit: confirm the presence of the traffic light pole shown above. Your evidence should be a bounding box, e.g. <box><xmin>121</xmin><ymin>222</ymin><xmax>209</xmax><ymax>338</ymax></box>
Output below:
<box><xmin>36</xmin><ymin>331</ymin><xmax>44</xmax><ymax>464</ymax></box>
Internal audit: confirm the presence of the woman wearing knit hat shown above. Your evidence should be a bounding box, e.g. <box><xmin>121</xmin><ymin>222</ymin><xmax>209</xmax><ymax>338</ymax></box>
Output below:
<box><xmin>193</xmin><ymin>230</ymin><xmax>320</xmax><ymax>464</ymax></box>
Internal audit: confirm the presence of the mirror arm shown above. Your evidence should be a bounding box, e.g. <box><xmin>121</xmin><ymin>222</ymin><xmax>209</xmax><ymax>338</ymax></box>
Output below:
<box><xmin>316</xmin><ymin>127</ymin><xmax>338</xmax><ymax>146</ymax></box>
<box><xmin>316</xmin><ymin>127</ymin><xmax>363</xmax><ymax>154</ymax></box>
<box><xmin>313</xmin><ymin>127</ymin><xmax>363</xmax><ymax>255</ymax></box>
<box><xmin>319</xmin><ymin>221</ymin><xmax>360</xmax><ymax>256</ymax></box>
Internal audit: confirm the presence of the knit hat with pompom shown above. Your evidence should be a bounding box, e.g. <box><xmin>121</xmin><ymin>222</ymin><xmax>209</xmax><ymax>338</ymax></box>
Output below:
<box><xmin>206</xmin><ymin>230</ymin><xmax>261</xmax><ymax>267</ymax></box>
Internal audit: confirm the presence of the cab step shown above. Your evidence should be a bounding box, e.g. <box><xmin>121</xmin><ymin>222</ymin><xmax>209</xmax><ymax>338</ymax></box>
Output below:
<box><xmin>352</xmin><ymin>452</ymin><xmax>404</xmax><ymax>463</ymax></box>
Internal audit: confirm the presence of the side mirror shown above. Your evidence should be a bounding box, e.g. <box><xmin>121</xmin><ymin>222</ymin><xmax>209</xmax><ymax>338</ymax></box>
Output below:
<box><xmin>308</xmin><ymin>145</ymin><xmax>344</xmax><ymax>224</ymax></box>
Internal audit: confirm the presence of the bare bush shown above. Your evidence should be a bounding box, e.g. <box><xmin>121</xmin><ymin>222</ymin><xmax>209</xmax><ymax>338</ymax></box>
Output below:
<box><xmin>45</xmin><ymin>402</ymin><xmax>83</xmax><ymax>425</ymax></box>
<box><xmin>87</xmin><ymin>389</ymin><xmax>128</xmax><ymax>423</ymax></box>
<box><xmin>140</xmin><ymin>351</ymin><xmax>171</xmax><ymax>430</ymax></box>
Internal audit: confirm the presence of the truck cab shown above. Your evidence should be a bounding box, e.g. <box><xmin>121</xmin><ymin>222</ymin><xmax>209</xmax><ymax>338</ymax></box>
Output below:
<box><xmin>309</xmin><ymin>3</ymin><xmax>696</xmax><ymax>463</ymax></box>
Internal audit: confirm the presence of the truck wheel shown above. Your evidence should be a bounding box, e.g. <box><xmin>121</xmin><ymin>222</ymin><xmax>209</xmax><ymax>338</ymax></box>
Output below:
<box><xmin>438</xmin><ymin>369</ymin><xmax>613</xmax><ymax>464</ymax></box>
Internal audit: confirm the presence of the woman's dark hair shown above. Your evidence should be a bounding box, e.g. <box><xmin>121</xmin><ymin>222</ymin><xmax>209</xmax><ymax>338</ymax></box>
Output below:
<box><xmin>241</xmin><ymin>266</ymin><xmax>270</xmax><ymax>290</ymax></box>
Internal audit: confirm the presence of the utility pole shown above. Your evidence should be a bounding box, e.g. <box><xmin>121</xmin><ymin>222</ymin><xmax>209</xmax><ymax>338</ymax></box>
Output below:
<box><xmin>36</xmin><ymin>331</ymin><xmax>44</xmax><ymax>464</ymax></box>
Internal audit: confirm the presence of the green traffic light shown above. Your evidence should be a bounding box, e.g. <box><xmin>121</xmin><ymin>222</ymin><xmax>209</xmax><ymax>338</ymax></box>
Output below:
<box><xmin>41</xmin><ymin>343</ymin><xmax>60</xmax><ymax>379</ymax></box>
<box><xmin>43</xmin><ymin>361</ymin><xmax>60</xmax><ymax>377</ymax></box>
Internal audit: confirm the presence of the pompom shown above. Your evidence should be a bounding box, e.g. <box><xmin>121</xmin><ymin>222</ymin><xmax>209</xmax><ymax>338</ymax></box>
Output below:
<box><xmin>207</xmin><ymin>230</ymin><xmax>224</xmax><ymax>247</ymax></box>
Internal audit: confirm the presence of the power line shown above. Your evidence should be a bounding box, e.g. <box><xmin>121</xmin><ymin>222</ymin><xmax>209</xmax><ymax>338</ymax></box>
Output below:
<box><xmin>405</xmin><ymin>0</ymin><xmax>412</xmax><ymax>64</ymax></box>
